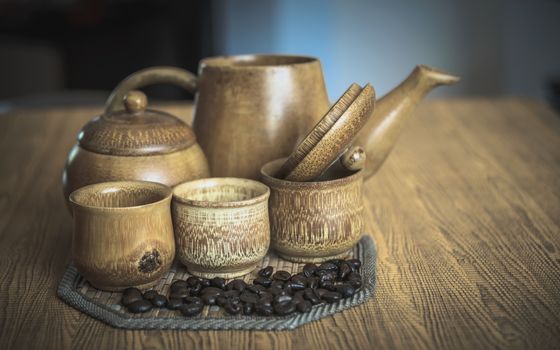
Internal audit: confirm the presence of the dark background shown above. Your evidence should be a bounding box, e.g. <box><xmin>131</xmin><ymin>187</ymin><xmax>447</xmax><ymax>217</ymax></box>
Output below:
<box><xmin>1</xmin><ymin>0</ymin><xmax>559</xmax><ymax>107</ymax></box>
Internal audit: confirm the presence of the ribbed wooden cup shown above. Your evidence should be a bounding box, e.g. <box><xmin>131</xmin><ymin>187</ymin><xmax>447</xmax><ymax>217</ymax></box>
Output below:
<box><xmin>69</xmin><ymin>181</ymin><xmax>175</xmax><ymax>291</ymax></box>
<box><xmin>261</xmin><ymin>159</ymin><xmax>364</xmax><ymax>262</ymax></box>
<box><xmin>172</xmin><ymin>178</ymin><xmax>270</xmax><ymax>278</ymax></box>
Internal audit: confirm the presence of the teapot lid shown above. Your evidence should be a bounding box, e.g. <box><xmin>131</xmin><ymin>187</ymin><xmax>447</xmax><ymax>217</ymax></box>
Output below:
<box><xmin>78</xmin><ymin>90</ymin><xmax>196</xmax><ymax>156</ymax></box>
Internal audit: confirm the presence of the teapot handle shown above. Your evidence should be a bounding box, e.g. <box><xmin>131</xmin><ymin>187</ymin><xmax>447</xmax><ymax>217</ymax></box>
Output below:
<box><xmin>104</xmin><ymin>66</ymin><xmax>198</xmax><ymax>113</ymax></box>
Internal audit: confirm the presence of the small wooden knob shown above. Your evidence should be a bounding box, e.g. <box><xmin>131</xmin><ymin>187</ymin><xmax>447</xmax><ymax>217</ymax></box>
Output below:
<box><xmin>124</xmin><ymin>90</ymin><xmax>147</xmax><ymax>113</ymax></box>
<box><xmin>341</xmin><ymin>146</ymin><xmax>366</xmax><ymax>171</ymax></box>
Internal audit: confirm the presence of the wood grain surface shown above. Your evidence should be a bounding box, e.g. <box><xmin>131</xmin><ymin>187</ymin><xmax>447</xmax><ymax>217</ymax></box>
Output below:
<box><xmin>0</xmin><ymin>99</ymin><xmax>559</xmax><ymax>349</ymax></box>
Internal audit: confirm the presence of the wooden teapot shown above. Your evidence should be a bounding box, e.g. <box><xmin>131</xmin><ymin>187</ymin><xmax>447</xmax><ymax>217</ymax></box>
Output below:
<box><xmin>105</xmin><ymin>55</ymin><xmax>460</xmax><ymax>180</ymax></box>
<box><xmin>62</xmin><ymin>90</ymin><xmax>210</xmax><ymax>206</ymax></box>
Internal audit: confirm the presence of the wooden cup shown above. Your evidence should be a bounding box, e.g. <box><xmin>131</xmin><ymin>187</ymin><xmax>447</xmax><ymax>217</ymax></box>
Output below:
<box><xmin>261</xmin><ymin>159</ymin><xmax>364</xmax><ymax>262</ymax></box>
<box><xmin>172</xmin><ymin>178</ymin><xmax>271</xmax><ymax>278</ymax></box>
<box><xmin>69</xmin><ymin>181</ymin><xmax>175</xmax><ymax>291</ymax></box>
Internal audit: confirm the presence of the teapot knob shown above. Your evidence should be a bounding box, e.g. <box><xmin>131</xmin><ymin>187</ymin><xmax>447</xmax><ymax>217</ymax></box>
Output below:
<box><xmin>124</xmin><ymin>90</ymin><xmax>148</xmax><ymax>113</ymax></box>
<box><xmin>341</xmin><ymin>146</ymin><xmax>366</xmax><ymax>172</ymax></box>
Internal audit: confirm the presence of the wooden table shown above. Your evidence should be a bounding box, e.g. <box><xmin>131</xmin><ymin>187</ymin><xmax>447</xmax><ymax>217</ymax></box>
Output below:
<box><xmin>1</xmin><ymin>99</ymin><xmax>559</xmax><ymax>349</ymax></box>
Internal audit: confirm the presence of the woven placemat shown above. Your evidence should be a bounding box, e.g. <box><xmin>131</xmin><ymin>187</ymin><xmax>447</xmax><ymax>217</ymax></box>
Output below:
<box><xmin>57</xmin><ymin>235</ymin><xmax>377</xmax><ymax>330</ymax></box>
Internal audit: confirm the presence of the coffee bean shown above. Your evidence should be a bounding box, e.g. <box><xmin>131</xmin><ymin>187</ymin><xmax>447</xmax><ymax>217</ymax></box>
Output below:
<box><xmin>293</xmin><ymin>290</ymin><xmax>306</xmax><ymax>303</ymax></box>
<box><xmin>259</xmin><ymin>292</ymin><xmax>273</xmax><ymax>303</ymax></box>
<box><xmin>127</xmin><ymin>299</ymin><xmax>153</xmax><ymax>313</ymax></box>
<box><xmin>285</xmin><ymin>281</ymin><xmax>305</xmax><ymax>292</ymax></box>
<box><xmin>314</xmin><ymin>288</ymin><xmax>328</xmax><ymax>298</ymax></box>
<box><xmin>151</xmin><ymin>294</ymin><xmax>167</xmax><ymax>307</ymax></box>
<box><xmin>143</xmin><ymin>290</ymin><xmax>158</xmax><ymax>300</ymax></box>
<box><xmin>199</xmin><ymin>278</ymin><xmax>211</xmax><ymax>287</ymax></box>
<box><xmin>255</xmin><ymin>302</ymin><xmax>274</xmax><ymax>316</ymax></box>
<box><xmin>322</xmin><ymin>291</ymin><xmax>342</xmax><ymax>303</ymax></box>
<box><xmin>243</xmin><ymin>303</ymin><xmax>254</xmax><ymax>315</ymax></box>
<box><xmin>318</xmin><ymin>262</ymin><xmax>338</xmax><ymax>272</ymax></box>
<box><xmin>272</xmin><ymin>270</ymin><xmax>291</xmax><ymax>281</ymax></box>
<box><xmin>223</xmin><ymin>290</ymin><xmax>240</xmax><ymax>298</ymax></box>
<box><xmin>170</xmin><ymin>280</ymin><xmax>188</xmax><ymax>292</ymax></box>
<box><xmin>201</xmin><ymin>287</ymin><xmax>223</xmax><ymax>296</ymax></box>
<box><xmin>270</xmin><ymin>280</ymin><xmax>285</xmax><ymax>289</ymax></box>
<box><xmin>349</xmin><ymin>279</ymin><xmax>362</xmax><ymax>289</ymax></box>
<box><xmin>303</xmin><ymin>263</ymin><xmax>317</xmax><ymax>277</ymax></box>
<box><xmin>216</xmin><ymin>296</ymin><xmax>229</xmax><ymax>307</ymax></box>
<box><xmin>297</xmin><ymin>300</ymin><xmax>312</xmax><ymax>313</ymax></box>
<box><xmin>169</xmin><ymin>287</ymin><xmax>190</xmax><ymax>299</ymax></box>
<box><xmin>224</xmin><ymin>302</ymin><xmax>242</xmax><ymax>315</ymax></box>
<box><xmin>304</xmin><ymin>288</ymin><xmax>321</xmax><ymax>305</ymax></box>
<box><xmin>179</xmin><ymin>303</ymin><xmax>202</xmax><ymax>316</ymax></box>
<box><xmin>184</xmin><ymin>296</ymin><xmax>203</xmax><ymax>305</ymax></box>
<box><xmin>253</xmin><ymin>277</ymin><xmax>272</xmax><ymax>287</ymax></box>
<box><xmin>258</xmin><ymin>266</ymin><xmax>274</xmax><ymax>278</ymax></box>
<box><xmin>269</xmin><ymin>287</ymin><xmax>287</xmax><ymax>297</ymax></box>
<box><xmin>320</xmin><ymin>281</ymin><xmax>337</xmax><ymax>291</ymax></box>
<box><xmin>246</xmin><ymin>284</ymin><xmax>266</xmax><ymax>295</ymax></box>
<box><xmin>347</xmin><ymin>259</ymin><xmax>361</xmax><ymax>271</ymax></box>
<box><xmin>201</xmin><ymin>293</ymin><xmax>218</xmax><ymax>305</ymax></box>
<box><xmin>240</xmin><ymin>291</ymin><xmax>259</xmax><ymax>304</ymax></box>
<box><xmin>189</xmin><ymin>283</ymin><xmax>202</xmax><ymax>295</ymax></box>
<box><xmin>274</xmin><ymin>294</ymin><xmax>293</xmax><ymax>305</ymax></box>
<box><xmin>307</xmin><ymin>277</ymin><xmax>319</xmax><ymax>289</ymax></box>
<box><xmin>210</xmin><ymin>277</ymin><xmax>226</xmax><ymax>289</ymax></box>
<box><xmin>274</xmin><ymin>301</ymin><xmax>296</xmax><ymax>316</ymax></box>
<box><xmin>347</xmin><ymin>272</ymin><xmax>361</xmax><ymax>282</ymax></box>
<box><xmin>290</xmin><ymin>274</ymin><xmax>307</xmax><ymax>284</ymax></box>
<box><xmin>339</xmin><ymin>262</ymin><xmax>352</xmax><ymax>279</ymax></box>
<box><xmin>326</xmin><ymin>259</ymin><xmax>344</xmax><ymax>266</ymax></box>
<box><xmin>186</xmin><ymin>276</ymin><xmax>200</xmax><ymax>287</ymax></box>
<box><xmin>166</xmin><ymin>298</ymin><xmax>183</xmax><ymax>310</ymax></box>
<box><xmin>226</xmin><ymin>279</ymin><xmax>247</xmax><ymax>292</ymax></box>
<box><xmin>318</xmin><ymin>270</ymin><xmax>336</xmax><ymax>282</ymax></box>
<box><xmin>337</xmin><ymin>283</ymin><xmax>357</xmax><ymax>298</ymax></box>
<box><xmin>122</xmin><ymin>287</ymin><xmax>143</xmax><ymax>306</ymax></box>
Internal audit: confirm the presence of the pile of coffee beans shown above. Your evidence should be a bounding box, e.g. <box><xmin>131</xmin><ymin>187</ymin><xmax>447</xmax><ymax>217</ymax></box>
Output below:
<box><xmin>121</xmin><ymin>258</ymin><xmax>362</xmax><ymax>317</ymax></box>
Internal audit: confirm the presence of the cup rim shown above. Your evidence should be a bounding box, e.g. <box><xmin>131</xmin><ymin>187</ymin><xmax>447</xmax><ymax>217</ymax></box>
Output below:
<box><xmin>69</xmin><ymin>180</ymin><xmax>172</xmax><ymax>212</ymax></box>
<box><xmin>172</xmin><ymin>177</ymin><xmax>270</xmax><ymax>208</ymax></box>
<box><xmin>260</xmin><ymin>158</ymin><xmax>363</xmax><ymax>187</ymax></box>
<box><xmin>200</xmin><ymin>54</ymin><xmax>319</xmax><ymax>70</ymax></box>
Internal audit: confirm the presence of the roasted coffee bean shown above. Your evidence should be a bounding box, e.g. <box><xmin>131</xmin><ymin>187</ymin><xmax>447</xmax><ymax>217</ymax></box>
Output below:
<box><xmin>189</xmin><ymin>283</ymin><xmax>202</xmax><ymax>295</ymax></box>
<box><xmin>307</xmin><ymin>277</ymin><xmax>319</xmax><ymax>289</ymax></box>
<box><xmin>319</xmin><ymin>271</ymin><xmax>336</xmax><ymax>283</ymax></box>
<box><xmin>253</xmin><ymin>276</ymin><xmax>272</xmax><ymax>287</ymax></box>
<box><xmin>199</xmin><ymin>278</ymin><xmax>211</xmax><ymax>287</ymax></box>
<box><xmin>243</xmin><ymin>303</ymin><xmax>254</xmax><ymax>315</ymax></box>
<box><xmin>347</xmin><ymin>259</ymin><xmax>361</xmax><ymax>271</ymax></box>
<box><xmin>122</xmin><ymin>287</ymin><xmax>143</xmax><ymax>306</ymax></box>
<box><xmin>226</xmin><ymin>279</ymin><xmax>247</xmax><ymax>292</ymax></box>
<box><xmin>336</xmin><ymin>283</ymin><xmax>357</xmax><ymax>298</ymax></box>
<box><xmin>151</xmin><ymin>294</ymin><xmax>167</xmax><ymax>307</ymax></box>
<box><xmin>320</xmin><ymin>281</ymin><xmax>337</xmax><ymax>291</ymax></box>
<box><xmin>349</xmin><ymin>279</ymin><xmax>362</xmax><ymax>289</ymax></box>
<box><xmin>143</xmin><ymin>290</ymin><xmax>159</xmax><ymax>300</ymax></box>
<box><xmin>274</xmin><ymin>301</ymin><xmax>296</xmax><ymax>316</ymax></box>
<box><xmin>293</xmin><ymin>290</ymin><xmax>306</xmax><ymax>303</ymax></box>
<box><xmin>269</xmin><ymin>287</ymin><xmax>287</xmax><ymax>297</ymax></box>
<box><xmin>285</xmin><ymin>281</ymin><xmax>305</xmax><ymax>292</ymax></box>
<box><xmin>259</xmin><ymin>292</ymin><xmax>273</xmax><ymax>302</ymax></box>
<box><xmin>322</xmin><ymin>291</ymin><xmax>342</xmax><ymax>303</ymax></box>
<box><xmin>201</xmin><ymin>287</ymin><xmax>223</xmax><ymax>296</ymax></box>
<box><xmin>166</xmin><ymin>298</ymin><xmax>184</xmax><ymax>310</ymax></box>
<box><xmin>318</xmin><ymin>262</ymin><xmax>338</xmax><ymax>272</ymax></box>
<box><xmin>272</xmin><ymin>270</ymin><xmax>291</xmax><ymax>281</ymax></box>
<box><xmin>246</xmin><ymin>284</ymin><xmax>266</xmax><ymax>295</ymax></box>
<box><xmin>240</xmin><ymin>291</ymin><xmax>259</xmax><ymax>304</ymax></box>
<box><xmin>274</xmin><ymin>294</ymin><xmax>293</xmax><ymax>305</ymax></box>
<box><xmin>255</xmin><ymin>302</ymin><xmax>274</xmax><ymax>316</ymax></box>
<box><xmin>304</xmin><ymin>288</ymin><xmax>321</xmax><ymax>305</ymax></box>
<box><xmin>210</xmin><ymin>277</ymin><xmax>226</xmax><ymax>289</ymax></box>
<box><xmin>339</xmin><ymin>262</ymin><xmax>352</xmax><ymax>279</ymax></box>
<box><xmin>169</xmin><ymin>287</ymin><xmax>190</xmax><ymax>299</ymax></box>
<box><xmin>201</xmin><ymin>293</ymin><xmax>218</xmax><ymax>305</ymax></box>
<box><xmin>291</xmin><ymin>274</ymin><xmax>307</xmax><ymax>284</ymax></box>
<box><xmin>303</xmin><ymin>263</ymin><xmax>317</xmax><ymax>277</ymax></box>
<box><xmin>224</xmin><ymin>302</ymin><xmax>242</xmax><ymax>315</ymax></box>
<box><xmin>179</xmin><ymin>303</ymin><xmax>203</xmax><ymax>316</ymax></box>
<box><xmin>314</xmin><ymin>288</ymin><xmax>328</xmax><ymax>298</ymax></box>
<box><xmin>258</xmin><ymin>266</ymin><xmax>274</xmax><ymax>278</ymax></box>
<box><xmin>223</xmin><ymin>290</ymin><xmax>241</xmax><ymax>298</ymax></box>
<box><xmin>184</xmin><ymin>296</ymin><xmax>203</xmax><ymax>305</ymax></box>
<box><xmin>270</xmin><ymin>280</ymin><xmax>285</xmax><ymax>289</ymax></box>
<box><xmin>216</xmin><ymin>295</ymin><xmax>229</xmax><ymax>307</ymax></box>
<box><xmin>297</xmin><ymin>300</ymin><xmax>312</xmax><ymax>313</ymax></box>
<box><xmin>186</xmin><ymin>276</ymin><xmax>200</xmax><ymax>287</ymax></box>
<box><xmin>230</xmin><ymin>296</ymin><xmax>241</xmax><ymax>305</ymax></box>
<box><xmin>170</xmin><ymin>280</ymin><xmax>189</xmax><ymax>292</ymax></box>
<box><xmin>314</xmin><ymin>269</ymin><xmax>332</xmax><ymax>278</ymax></box>
<box><xmin>327</xmin><ymin>259</ymin><xmax>344</xmax><ymax>266</ymax></box>
<box><xmin>347</xmin><ymin>272</ymin><xmax>361</xmax><ymax>282</ymax></box>
<box><xmin>127</xmin><ymin>299</ymin><xmax>153</xmax><ymax>313</ymax></box>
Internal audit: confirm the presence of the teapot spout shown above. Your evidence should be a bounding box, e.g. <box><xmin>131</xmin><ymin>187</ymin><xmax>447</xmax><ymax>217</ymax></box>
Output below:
<box><xmin>354</xmin><ymin>65</ymin><xmax>459</xmax><ymax>179</ymax></box>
